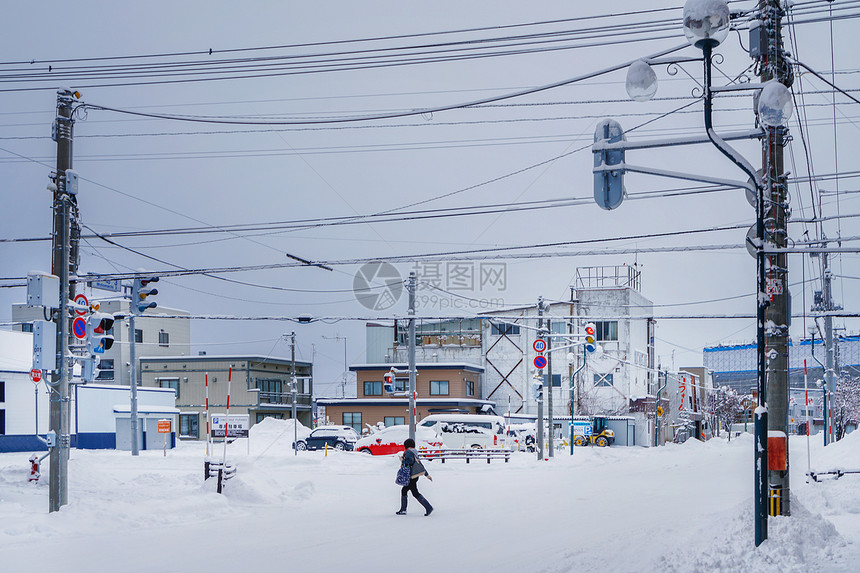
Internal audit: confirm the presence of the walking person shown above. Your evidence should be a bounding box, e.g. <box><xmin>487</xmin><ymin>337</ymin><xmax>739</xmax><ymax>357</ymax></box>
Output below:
<box><xmin>396</xmin><ymin>438</ymin><xmax>433</xmax><ymax>516</ymax></box>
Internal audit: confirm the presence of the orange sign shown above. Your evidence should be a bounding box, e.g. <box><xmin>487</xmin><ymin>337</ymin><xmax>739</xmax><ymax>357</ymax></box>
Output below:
<box><xmin>157</xmin><ymin>420</ymin><xmax>171</xmax><ymax>433</ymax></box>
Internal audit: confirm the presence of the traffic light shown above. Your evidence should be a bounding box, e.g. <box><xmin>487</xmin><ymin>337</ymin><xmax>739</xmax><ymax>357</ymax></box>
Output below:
<box><xmin>87</xmin><ymin>311</ymin><xmax>115</xmax><ymax>355</ymax></box>
<box><xmin>531</xmin><ymin>373</ymin><xmax>543</xmax><ymax>401</ymax></box>
<box><xmin>383</xmin><ymin>369</ymin><xmax>395</xmax><ymax>394</ymax></box>
<box><xmin>132</xmin><ymin>276</ymin><xmax>159</xmax><ymax>314</ymax></box>
<box><xmin>584</xmin><ymin>323</ymin><xmax>597</xmax><ymax>353</ymax></box>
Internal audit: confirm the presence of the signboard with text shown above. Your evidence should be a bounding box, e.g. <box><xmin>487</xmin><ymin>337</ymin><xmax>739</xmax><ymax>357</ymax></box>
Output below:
<box><xmin>210</xmin><ymin>414</ymin><xmax>250</xmax><ymax>439</ymax></box>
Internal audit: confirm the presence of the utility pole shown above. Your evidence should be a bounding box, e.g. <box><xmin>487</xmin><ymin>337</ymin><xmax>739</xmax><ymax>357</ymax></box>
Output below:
<box><xmin>820</xmin><ymin>250</ymin><xmax>839</xmax><ymax>445</ymax></box>
<box><xmin>759</xmin><ymin>0</ymin><xmax>791</xmax><ymax>517</ymax></box>
<box><xmin>536</xmin><ymin>297</ymin><xmax>544</xmax><ymax>460</ymax></box>
<box><xmin>291</xmin><ymin>332</ymin><xmax>297</xmax><ymax>455</ymax></box>
<box><xmin>407</xmin><ymin>272</ymin><xmax>417</xmax><ymax>441</ymax></box>
<box><xmin>48</xmin><ymin>88</ymin><xmax>79</xmax><ymax>512</ymax></box>
<box><xmin>129</xmin><ymin>311</ymin><xmax>139</xmax><ymax>455</ymax></box>
<box><xmin>546</xmin><ymin>319</ymin><xmax>554</xmax><ymax>457</ymax></box>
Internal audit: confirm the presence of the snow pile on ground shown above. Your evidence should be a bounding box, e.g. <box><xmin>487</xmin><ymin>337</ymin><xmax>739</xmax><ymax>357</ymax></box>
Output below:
<box><xmin>1</xmin><ymin>431</ymin><xmax>858</xmax><ymax>572</ymax></box>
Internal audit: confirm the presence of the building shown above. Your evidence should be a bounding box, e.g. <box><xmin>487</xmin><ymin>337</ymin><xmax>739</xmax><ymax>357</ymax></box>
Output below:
<box><xmin>704</xmin><ymin>336</ymin><xmax>860</xmax><ymax>394</ymax></box>
<box><xmin>365</xmin><ymin>265</ymin><xmax>655</xmax><ymax>444</ymax></box>
<box><xmin>12</xmin><ymin>299</ymin><xmax>191</xmax><ymax>387</ymax></box>
<box><xmin>318</xmin><ymin>363</ymin><xmax>491</xmax><ymax>432</ymax></box>
<box><xmin>1</xmin><ymin>329</ymin><xmax>178</xmax><ymax>452</ymax></box>
<box><xmin>138</xmin><ymin>354</ymin><xmax>313</xmax><ymax>440</ymax></box>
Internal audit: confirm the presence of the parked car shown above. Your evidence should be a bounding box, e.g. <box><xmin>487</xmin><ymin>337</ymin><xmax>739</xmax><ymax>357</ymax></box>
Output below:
<box><xmin>294</xmin><ymin>426</ymin><xmax>359</xmax><ymax>451</ymax></box>
<box><xmin>418</xmin><ymin>414</ymin><xmax>509</xmax><ymax>449</ymax></box>
<box><xmin>354</xmin><ymin>424</ymin><xmax>442</xmax><ymax>455</ymax></box>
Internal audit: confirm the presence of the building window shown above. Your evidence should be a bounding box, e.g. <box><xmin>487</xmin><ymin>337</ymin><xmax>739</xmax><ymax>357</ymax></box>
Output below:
<box><xmin>543</xmin><ymin>374</ymin><xmax>562</xmax><ymax>387</ymax></box>
<box><xmin>430</xmin><ymin>380</ymin><xmax>449</xmax><ymax>395</ymax></box>
<box><xmin>179</xmin><ymin>413</ymin><xmax>198</xmax><ymax>438</ymax></box>
<box><xmin>551</xmin><ymin>321</ymin><xmax>567</xmax><ymax>334</ymax></box>
<box><xmin>466</xmin><ymin>380</ymin><xmax>474</xmax><ymax>396</ymax></box>
<box><xmin>0</xmin><ymin>381</ymin><xmax>4</xmax><ymax>402</ymax></box>
<box><xmin>595</xmin><ymin>373</ymin><xmax>614</xmax><ymax>387</ymax></box>
<box><xmin>595</xmin><ymin>321</ymin><xmax>618</xmax><ymax>341</ymax></box>
<box><xmin>135</xmin><ymin>329</ymin><xmax>143</xmax><ymax>343</ymax></box>
<box><xmin>491</xmin><ymin>323</ymin><xmax>520</xmax><ymax>336</ymax></box>
<box><xmin>158</xmin><ymin>331</ymin><xmax>169</xmax><ymax>347</ymax></box>
<box><xmin>257</xmin><ymin>379</ymin><xmax>283</xmax><ymax>403</ymax></box>
<box><xmin>343</xmin><ymin>412</ymin><xmax>362</xmax><ymax>432</ymax></box>
<box><xmin>96</xmin><ymin>359</ymin><xmax>115</xmax><ymax>381</ymax></box>
<box><xmin>159</xmin><ymin>378</ymin><xmax>180</xmax><ymax>399</ymax></box>
<box><xmin>364</xmin><ymin>381</ymin><xmax>383</xmax><ymax>396</ymax></box>
<box><xmin>0</xmin><ymin>409</ymin><xmax>5</xmax><ymax>434</ymax></box>
<box><xmin>384</xmin><ymin>416</ymin><xmax>405</xmax><ymax>427</ymax></box>
<box><xmin>22</xmin><ymin>323</ymin><xmax>33</xmax><ymax>333</ymax></box>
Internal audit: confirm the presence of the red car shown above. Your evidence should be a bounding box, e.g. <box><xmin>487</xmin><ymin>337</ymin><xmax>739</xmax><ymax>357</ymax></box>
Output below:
<box><xmin>354</xmin><ymin>424</ymin><xmax>442</xmax><ymax>455</ymax></box>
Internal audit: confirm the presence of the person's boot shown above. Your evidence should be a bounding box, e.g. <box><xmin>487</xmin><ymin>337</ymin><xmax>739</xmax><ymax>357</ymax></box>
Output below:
<box><xmin>395</xmin><ymin>495</ymin><xmax>408</xmax><ymax>515</ymax></box>
<box><xmin>417</xmin><ymin>495</ymin><xmax>433</xmax><ymax>516</ymax></box>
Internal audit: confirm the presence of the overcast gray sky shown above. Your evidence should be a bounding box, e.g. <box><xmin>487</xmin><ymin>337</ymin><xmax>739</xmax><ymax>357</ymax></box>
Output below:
<box><xmin>1</xmin><ymin>1</ymin><xmax>858</xmax><ymax>395</ymax></box>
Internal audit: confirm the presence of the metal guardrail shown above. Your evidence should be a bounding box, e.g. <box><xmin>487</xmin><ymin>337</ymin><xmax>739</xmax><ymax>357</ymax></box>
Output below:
<box><xmin>419</xmin><ymin>448</ymin><xmax>511</xmax><ymax>464</ymax></box>
<box><xmin>257</xmin><ymin>392</ymin><xmax>312</xmax><ymax>406</ymax></box>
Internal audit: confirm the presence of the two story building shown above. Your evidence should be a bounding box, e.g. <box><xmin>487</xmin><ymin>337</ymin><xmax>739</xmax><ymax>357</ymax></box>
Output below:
<box><xmin>318</xmin><ymin>363</ymin><xmax>491</xmax><ymax>432</ymax></box>
<box><xmin>139</xmin><ymin>354</ymin><xmax>312</xmax><ymax>440</ymax></box>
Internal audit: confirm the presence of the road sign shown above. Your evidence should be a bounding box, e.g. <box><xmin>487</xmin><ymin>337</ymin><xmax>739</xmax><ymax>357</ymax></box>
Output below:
<box><xmin>656</xmin><ymin>406</ymin><xmax>664</xmax><ymax>417</ymax></box>
<box><xmin>533</xmin><ymin>339</ymin><xmax>547</xmax><ymax>353</ymax></box>
<box><xmin>157</xmin><ymin>420</ymin><xmax>171</xmax><ymax>433</ymax></box>
<box><xmin>74</xmin><ymin>293</ymin><xmax>89</xmax><ymax>316</ymax></box>
<box><xmin>72</xmin><ymin>316</ymin><xmax>87</xmax><ymax>339</ymax></box>
<box><xmin>30</xmin><ymin>369</ymin><xmax>42</xmax><ymax>383</ymax></box>
<box><xmin>534</xmin><ymin>355</ymin><xmax>547</xmax><ymax>369</ymax></box>
<box><xmin>90</xmin><ymin>278</ymin><xmax>122</xmax><ymax>293</ymax></box>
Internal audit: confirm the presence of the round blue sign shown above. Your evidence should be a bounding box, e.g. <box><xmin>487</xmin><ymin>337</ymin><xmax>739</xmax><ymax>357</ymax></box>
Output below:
<box><xmin>72</xmin><ymin>316</ymin><xmax>87</xmax><ymax>340</ymax></box>
<box><xmin>533</xmin><ymin>355</ymin><xmax>547</xmax><ymax>369</ymax></box>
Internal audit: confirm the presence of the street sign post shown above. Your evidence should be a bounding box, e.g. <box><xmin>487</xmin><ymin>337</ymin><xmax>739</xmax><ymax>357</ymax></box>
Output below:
<box><xmin>73</xmin><ymin>293</ymin><xmax>88</xmax><ymax>316</ymax></box>
<box><xmin>72</xmin><ymin>316</ymin><xmax>87</xmax><ymax>340</ymax></box>
<box><xmin>30</xmin><ymin>369</ymin><xmax>42</xmax><ymax>383</ymax></box>
<box><xmin>157</xmin><ymin>419</ymin><xmax>171</xmax><ymax>457</ymax></box>
<box><xmin>533</xmin><ymin>339</ymin><xmax>547</xmax><ymax>353</ymax></box>
<box><xmin>534</xmin><ymin>355</ymin><xmax>547</xmax><ymax>369</ymax></box>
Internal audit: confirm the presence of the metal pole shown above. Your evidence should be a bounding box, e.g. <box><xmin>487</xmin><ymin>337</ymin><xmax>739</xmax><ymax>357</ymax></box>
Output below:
<box><xmin>760</xmin><ymin>0</ymin><xmax>790</xmax><ymax>517</ymax></box>
<box><xmin>547</xmin><ymin>320</ymin><xmax>554</xmax><ymax>457</ymax></box>
<box><xmin>129</xmin><ymin>311</ymin><xmax>139</xmax><ymax>456</ymax></box>
<box><xmin>823</xmin><ymin>252</ymin><xmax>836</xmax><ymax>445</ymax></box>
<box><xmin>291</xmin><ymin>332</ymin><xmax>297</xmax><ymax>456</ymax></box>
<box><xmin>407</xmin><ymin>272</ymin><xmax>417</xmax><ymax>442</ymax></box>
<box><xmin>48</xmin><ymin>89</ymin><xmax>77</xmax><ymax>513</ymax></box>
<box><xmin>537</xmin><ymin>297</ymin><xmax>544</xmax><ymax>460</ymax></box>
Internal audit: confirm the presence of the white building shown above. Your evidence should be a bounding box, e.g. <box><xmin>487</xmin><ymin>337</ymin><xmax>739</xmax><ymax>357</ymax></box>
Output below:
<box><xmin>0</xmin><ymin>329</ymin><xmax>178</xmax><ymax>453</ymax></box>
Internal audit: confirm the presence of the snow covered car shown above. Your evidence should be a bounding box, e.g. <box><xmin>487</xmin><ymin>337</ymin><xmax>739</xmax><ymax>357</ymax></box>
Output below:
<box><xmin>354</xmin><ymin>424</ymin><xmax>442</xmax><ymax>455</ymax></box>
<box><xmin>294</xmin><ymin>426</ymin><xmax>359</xmax><ymax>451</ymax></box>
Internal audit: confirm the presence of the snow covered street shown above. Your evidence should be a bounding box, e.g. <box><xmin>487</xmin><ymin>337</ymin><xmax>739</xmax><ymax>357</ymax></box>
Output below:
<box><xmin>1</xmin><ymin>420</ymin><xmax>859</xmax><ymax>572</ymax></box>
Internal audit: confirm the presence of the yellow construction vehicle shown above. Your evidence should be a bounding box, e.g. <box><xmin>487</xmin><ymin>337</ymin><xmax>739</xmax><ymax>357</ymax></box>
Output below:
<box><xmin>572</xmin><ymin>416</ymin><xmax>616</xmax><ymax>447</ymax></box>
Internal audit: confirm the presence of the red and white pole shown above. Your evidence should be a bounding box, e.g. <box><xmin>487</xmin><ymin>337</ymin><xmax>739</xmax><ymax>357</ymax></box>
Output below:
<box><xmin>221</xmin><ymin>367</ymin><xmax>232</xmax><ymax>468</ymax></box>
<box><xmin>205</xmin><ymin>372</ymin><xmax>211</xmax><ymax>458</ymax></box>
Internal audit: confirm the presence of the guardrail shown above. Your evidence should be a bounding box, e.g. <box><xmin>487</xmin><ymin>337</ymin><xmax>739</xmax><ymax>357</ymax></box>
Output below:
<box><xmin>418</xmin><ymin>448</ymin><xmax>511</xmax><ymax>464</ymax></box>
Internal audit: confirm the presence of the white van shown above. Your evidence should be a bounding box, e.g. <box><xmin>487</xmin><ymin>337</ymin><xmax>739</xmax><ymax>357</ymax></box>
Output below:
<box><xmin>418</xmin><ymin>414</ymin><xmax>508</xmax><ymax>449</ymax></box>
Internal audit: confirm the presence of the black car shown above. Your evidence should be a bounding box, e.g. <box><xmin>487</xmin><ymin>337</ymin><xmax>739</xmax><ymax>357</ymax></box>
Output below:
<box><xmin>294</xmin><ymin>426</ymin><xmax>359</xmax><ymax>451</ymax></box>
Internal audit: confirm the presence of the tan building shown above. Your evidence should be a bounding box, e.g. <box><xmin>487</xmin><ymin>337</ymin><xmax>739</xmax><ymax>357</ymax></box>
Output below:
<box><xmin>139</xmin><ymin>354</ymin><xmax>312</xmax><ymax>440</ymax></box>
<box><xmin>318</xmin><ymin>363</ymin><xmax>491</xmax><ymax>432</ymax></box>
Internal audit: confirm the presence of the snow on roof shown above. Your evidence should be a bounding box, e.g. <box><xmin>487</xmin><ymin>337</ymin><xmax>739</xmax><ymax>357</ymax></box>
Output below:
<box><xmin>139</xmin><ymin>354</ymin><xmax>312</xmax><ymax>365</ymax></box>
<box><xmin>112</xmin><ymin>405</ymin><xmax>180</xmax><ymax>414</ymax></box>
<box><xmin>349</xmin><ymin>362</ymin><xmax>483</xmax><ymax>372</ymax></box>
